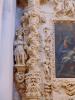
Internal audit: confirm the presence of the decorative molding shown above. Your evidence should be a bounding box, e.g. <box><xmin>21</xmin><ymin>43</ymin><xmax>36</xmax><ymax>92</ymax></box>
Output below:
<box><xmin>52</xmin><ymin>80</ymin><xmax>75</xmax><ymax>96</ymax></box>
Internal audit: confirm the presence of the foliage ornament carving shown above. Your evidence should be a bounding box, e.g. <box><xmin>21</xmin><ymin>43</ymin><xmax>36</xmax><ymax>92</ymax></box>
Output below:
<box><xmin>52</xmin><ymin>80</ymin><xmax>75</xmax><ymax>97</ymax></box>
<box><xmin>61</xmin><ymin>81</ymin><xmax>75</xmax><ymax>96</ymax></box>
<box><xmin>52</xmin><ymin>0</ymin><xmax>75</xmax><ymax>17</ymax></box>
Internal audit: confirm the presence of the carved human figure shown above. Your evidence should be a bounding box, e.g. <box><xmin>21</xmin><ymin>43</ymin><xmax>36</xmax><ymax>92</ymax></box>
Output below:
<box><xmin>14</xmin><ymin>35</ymin><xmax>27</xmax><ymax>65</ymax></box>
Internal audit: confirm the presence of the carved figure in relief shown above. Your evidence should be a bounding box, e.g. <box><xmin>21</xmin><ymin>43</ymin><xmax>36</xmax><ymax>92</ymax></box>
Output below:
<box><xmin>14</xmin><ymin>35</ymin><xmax>27</xmax><ymax>65</ymax></box>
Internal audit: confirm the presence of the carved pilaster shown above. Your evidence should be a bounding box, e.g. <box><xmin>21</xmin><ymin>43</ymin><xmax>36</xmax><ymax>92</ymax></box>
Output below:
<box><xmin>42</xmin><ymin>19</ymin><xmax>53</xmax><ymax>100</ymax></box>
<box><xmin>14</xmin><ymin>5</ymin><xmax>43</xmax><ymax>100</ymax></box>
<box><xmin>25</xmin><ymin>9</ymin><xmax>43</xmax><ymax>100</ymax></box>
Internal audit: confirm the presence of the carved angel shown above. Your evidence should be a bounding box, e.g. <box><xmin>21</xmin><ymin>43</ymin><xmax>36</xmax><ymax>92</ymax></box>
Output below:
<box><xmin>14</xmin><ymin>35</ymin><xmax>27</xmax><ymax>65</ymax></box>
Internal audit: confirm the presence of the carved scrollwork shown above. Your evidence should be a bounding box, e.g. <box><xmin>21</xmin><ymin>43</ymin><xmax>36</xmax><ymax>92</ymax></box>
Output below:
<box><xmin>15</xmin><ymin>72</ymin><xmax>25</xmax><ymax>83</ymax></box>
<box><xmin>61</xmin><ymin>81</ymin><xmax>75</xmax><ymax>96</ymax></box>
<box><xmin>14</xmin><ymin>65</ymin><xmax>26</xmax><ymax>96</ymax></box>
<box><xmin>52</xmin><ymin>80</ymin><xmax>75</xmax><ymax>97</ymax></box>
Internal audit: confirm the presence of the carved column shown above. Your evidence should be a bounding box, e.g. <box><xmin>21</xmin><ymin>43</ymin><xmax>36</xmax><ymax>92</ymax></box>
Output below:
<box><xmin>25</xmin><ymin>1</ymin><xmax>43</xmax><ymax>100</ymax></box>
<box><xmin>14</xmin><ymin>1</ymin><xmax>42</xmax><ymax>100</ymax></box>
<box><xmin>42</xmin><ymin>17</ymin><xmax>54</xmax><ymax>100</ymax></box>
<box><xmin>23</xmin><ymin>9</ymin><xmax>43</xmax><ymax>100</ymax></box>
<box><xmin>14</xmin><ymin>0</ymin><xmax>53</xmax><ymax>100</ymax></box>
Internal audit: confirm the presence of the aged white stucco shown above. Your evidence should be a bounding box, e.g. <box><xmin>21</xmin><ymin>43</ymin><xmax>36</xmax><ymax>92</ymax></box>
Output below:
<box><xmin>0</xmin><ymin>0</ymin><xmax>16</xmax><ymax>100</ymax></box>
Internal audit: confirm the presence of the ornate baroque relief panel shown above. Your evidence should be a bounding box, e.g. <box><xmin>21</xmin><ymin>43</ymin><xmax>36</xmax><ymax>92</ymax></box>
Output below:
<box><xmin>14</xmin><ymin>0</ymin><xmax>75</xmax><ymax>100</ymax></box>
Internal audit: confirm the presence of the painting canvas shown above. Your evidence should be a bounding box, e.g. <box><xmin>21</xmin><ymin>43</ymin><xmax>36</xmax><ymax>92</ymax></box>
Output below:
<box><xmin>55</xmin><ymin>21</ymin><xmax>75</xmax><ymax>78</ymax></box>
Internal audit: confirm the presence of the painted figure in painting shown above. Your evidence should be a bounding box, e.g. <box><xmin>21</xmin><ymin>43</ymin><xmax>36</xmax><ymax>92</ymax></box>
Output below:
<box><xmin>55</xmin><ymin>22</ymin><xmax>75</xmax><ymax>78</ymax></box>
